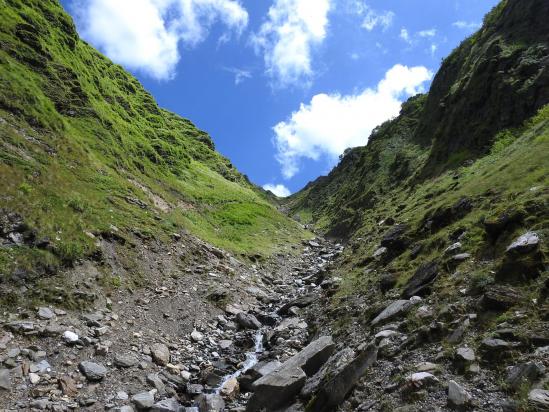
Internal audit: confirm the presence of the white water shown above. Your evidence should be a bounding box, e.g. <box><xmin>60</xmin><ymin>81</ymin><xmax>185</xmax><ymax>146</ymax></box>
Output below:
<box><xmin>215</xmin><ymin>330</ymin><xmax>264</xmax><ymax>394</ymax></box>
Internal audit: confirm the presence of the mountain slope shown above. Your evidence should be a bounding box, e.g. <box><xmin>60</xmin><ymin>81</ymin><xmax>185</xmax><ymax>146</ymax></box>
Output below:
<box><xmin>0</xmin><ymin>0</ymin><xmax>305</xmax><ymax>291</ymax></box>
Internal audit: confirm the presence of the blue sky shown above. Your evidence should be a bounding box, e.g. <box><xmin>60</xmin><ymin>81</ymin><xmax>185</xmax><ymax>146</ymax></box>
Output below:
<box><xmin>61</xmin><ymin>0</ymin><xmax>499</xmax><ymax>196</ymax></box>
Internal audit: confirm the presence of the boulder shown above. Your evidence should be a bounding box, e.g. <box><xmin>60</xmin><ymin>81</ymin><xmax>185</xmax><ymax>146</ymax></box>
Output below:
<box><xmin>448</xmin><ymin>380</ymin><xmax>471</xmax><ymax>408</ymax></box>
<box><xmin>380</xmin><ymin>224</ymin><xmax>409</xmax><ymax>253</ymax></box>
<box><xmin>480</xmin><ymin>338</ymin><xmax>519</xmax><ymax>359</ymax></box>
<box><xmin>0</xmin><ymin>369</ymin><xmax>11</xmax><ymax>391</ymax></box>
<box><xmin>454</xmin><ymin>347</ymin><xmax>475</xmax><ymax>374</ymax></box>
<box><xmin>277</xmin><ymin>295</ymin><xmax>316</xmax><ymax>316</ymax></box>
<box><xmin>236</xmin><ymin>312</ymin><xmax>262</xmax><ymax>330</ymax></box>
<box><xmin>506</xmin><ymin>362</ymin><xmax>545</xmax><ymax>391</ymax></box>
<box><xmin>132</xmin><ymin>391</ymin><xmax>155</xmax><ymax>410</ymax></box>
<box><xmin>306</xmin><ymin>344</ymin><xmax>378</xmax><ymax>412</ymax></box>
<box><xmin>78</xmin><ymin>361</ymin><xmax>107</xmax><ymax>381</ymax></box>
<box><xmin>151</xmin><ymin>343</ymin><xmax>170</xmax><ymax>366</ymax></box>
<box><xmin>239</xmin><ymin>360</ymin><xmax>282</xmax><ymax>392</ymax></box>
<box><xmin>151</xmin><ymin>398</ymin><xmax>183</xmax><ymax>412</ymax></box>
<box><xmin>379</xmin><ymin>273</ymin><xmax>398</xmax><ymax>293</ymax></box>
<box><xmin>114</xmin><ymin>353</ymin><xmax>139</xmax><ymax>368</ymax></box>
<box><xmin>482</xmin><ymin>285</ymin><xmax>522</xmax><ymax>310</ymax></box>
<box><xmin>371</xmin><ymin>299</ymin><xmax>414</xmax><ymax>326</ymax></box>
<box><xmin>281</xmin><ymin>335</ymin><xmax>335</xmax><ymax>376</ymax></box>
<box><xmin>528</xmin><ymin>389</ymin><xmax>549</xmax><ymax>411</ymax></box>
<box><xmin>246</xmin><ymin>367</ymin><xmax>306</xmax><ymax>412</ymax></box>
<box><xmin>402</xmin><ymin>261</ymin><xmax>439</xmax><ymax>298</ymax></box>
<box><xmin>37</xmin><ymin>307</ymin><xmax>55</xmax><ymax>320</ymax></box>
<box><xmin>496</xmin><ymin>232</ymin><xmax>544</xmax><ymax>283</ymax></box>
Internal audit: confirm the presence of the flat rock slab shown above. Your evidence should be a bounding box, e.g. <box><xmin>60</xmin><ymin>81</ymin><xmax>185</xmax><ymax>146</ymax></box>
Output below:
<box><xmin>371</xmin><ymin>300</ymin><xmax>413</xmax><ymax>326</ymax></box>
<box><xmin>280</xmin><ymin>335</ymin><xmax>335</xmax><ymax>376</ymax></box>
<box><xmin>528</xmin><ymin>389</ymin><xmax>549</xmax><ymax>410</ymax></box>
<box><xmin>402</xmin><ymin>261</ymin><xmax>439</xmax><ymax>298</ymax></box>
<box><xmin>246</xmin><ymin>366</ymin><xmax>306</xmax><ymax>412</ymax></box>
<box><xmin>132</xmin><ymin>391</ymin><xmax>154</xmax><ymax>410</ymax></box>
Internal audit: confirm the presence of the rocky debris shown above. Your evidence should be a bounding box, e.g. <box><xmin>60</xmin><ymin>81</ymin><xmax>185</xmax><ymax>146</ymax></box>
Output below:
<box><xmin>380</xmin><ymin>224</ymin><xmax>409</xmax><ymax>254</ymax></box>
<box><xmin>78</xmin><ymin>361</ymin><xmax>107</xmax><ymax>381</ymax></box>
<box><xmin>132</xmin><ymin>391</ymin><xmax>155</xmax><ymax>410</ymax></box>
<box><xmin>506</xmin><ymin>361</ymin><xmax>545</xmax><ymax>391</ymax></box>
<box><xmin>528</xmin><ymin>389</ymin><xmax>549</xmax><ymax>411</ymax></box>
<box><xmin>151</xmin><ymin>398</ymin><xmax>183</xmax><ymax>412</ymax></box>
<box><xmin>235</xmin><ymin>312</ymin><xmax>262</xmax><ymax>330</ymax></box>
<box><xmin>277</xmin><ymin>295</ymin><xmax>316</xmax><ymax>316</ymax></box>
<box><xmin>306</xmin><ymin>344</ymin><xmax>378</xmax><ymax>412</ymax></box>
<box><xmin>497</xmin><ymin>232</ymin><xmax>544</xmax><ymax>283</ymax></box>
<box><xmin>151</xmin><ymin>343</ymin><xmax>170</xmax><ymax>366</ymax></box>
<box><xmin>422</xmin><ymin>197</ymin><xmax>473</xmax><ymax>233</ymax></box>
<box><xmin>448</xmin><ymin>380</ymin><xmax>472</xmax><ymax>408</ymax></box>
<box><xmin>58</xmin><ymin>376</ymin><xmax>78</xmax><ymax>396</ymax></box>
<box><xmin>371</xmin><ymin>298</ymin><xmax>419</xmax><ymax>326</ymax></box>
<box><xmin>480</xmin><ymin>338</ymin><xmax>519</xmax><ymax>359</ymax></box>
<box><xmin>379</xmin><ymin>273</ymin><xmax>398</xmax><ymax>292</ymax></box>
<box><xmin>114</xmin><ymin>353</ymin><xmax>139</xmax><ymax>368</ymax></box>
<box><xmin>402</xmin><ymin>261</ymin><xmax>439</xmax><ymax>298</ymax></box>
<box><xmin>246</xmin><ymin>366</ymin><xmax>307</xmax><ymax>412</ymax></box>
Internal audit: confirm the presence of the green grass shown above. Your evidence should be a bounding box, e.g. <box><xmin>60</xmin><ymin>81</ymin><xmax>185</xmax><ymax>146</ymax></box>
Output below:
<box><xmin>0</xmin><ymin>0</ymin><xmax>307</xmax><ymax>284</ymax></box>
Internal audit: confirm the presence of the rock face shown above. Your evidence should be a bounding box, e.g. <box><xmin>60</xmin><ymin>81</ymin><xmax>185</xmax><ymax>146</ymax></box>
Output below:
<box><xmin>402</xmin><ymin>261</ymin><xmax>439</xmax><ymax>298</ymax></box>
<box><xmin>306</xmin><ymin>343</ymin><xmax>378</xmax><ymax>412</ymax></box>
<box><xmin>245</xmin><ymin>367</ymin><xmax>307</xmax><ymax>412</ymax></box>
<box><xmin>506</xmin><ymin>362</ymin><xmax>545</xmax><ymax>391</ymax></box>
<box><xmin>78</xmin><ymin>361</ymin><xmax>107</xmax><ymax>381</ymax></box>
<box><xmin>482</xmin><ymin>285</ymin><xmax>522</xmax><ymax>310</ymax></box>
<box><xmin>528</xmin><ymin>389</ymin><xmax>549</xmax><ymax>411</ymax></box>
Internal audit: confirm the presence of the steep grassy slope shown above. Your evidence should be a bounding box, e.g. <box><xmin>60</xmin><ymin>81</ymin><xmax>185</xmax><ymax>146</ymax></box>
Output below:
<box><xmin>0</xmin><ymin>0</ymin><xmax>305</xmax><ymax>287</ymax></box>
<box><xmin>286</xmin><ymin>0</ymin><xmax>548</xmax><ymax>326</ymax></box>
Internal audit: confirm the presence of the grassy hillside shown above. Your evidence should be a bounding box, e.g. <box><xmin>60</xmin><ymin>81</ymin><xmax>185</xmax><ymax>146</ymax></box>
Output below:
<box><xmin>0</xmin><ymin>0</ymin><xmax>305</xmax><ymax>285</ymax></box>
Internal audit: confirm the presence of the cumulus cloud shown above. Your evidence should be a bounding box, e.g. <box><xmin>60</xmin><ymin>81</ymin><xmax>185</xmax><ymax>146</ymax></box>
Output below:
<box><xmin>358</xmin><ymin>5</ymin><xmax>394</xmax><ymax>32</ymax></box>
<box><xmin>418</xmin><ymin>28</ymin><xmax>436</xmax><ymax>38</ymax></box>
<box><xmin>399</xmin><ymin>27</ymin><xmax>411</xmax><ymax>44</ymax></box>
<box><xmin>251</xmin><ymin>0</ymin><xmax>331</xmax><ymax>87</ymax></box>
<box><xmin>273</xmin><ymin>64</ymin><xmax>433</xmax><ymax>179</ymax></box>
<box><xmin>263</xmin><ymin>183</ymin><xmax>291</xmax><ymax>197</ymax></box>
<box><xmin>452</xmin><ymin>20</ymin><xmax>481</xmax><ymax>31</ymax></box>
<box><xmin>74</xmin><ymin>0</ymin><xmax>248</xmax><ymax>80</ymax></box>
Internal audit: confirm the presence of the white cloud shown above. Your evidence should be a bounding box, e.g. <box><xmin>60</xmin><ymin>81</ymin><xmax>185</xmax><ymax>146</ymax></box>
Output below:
<box><xmin>251</xmin><ymin>0</ymin><xmax>331</xmax><ymax>87</ymax></box>
<box><xmin>418</xmin><ymin>29</ymin><xmax>436</xmax><ymax>38</ymax></box>
<box><xmin>400</xmin><ymin>27</ymin><xmax>411</xmax><ymax>44</ymax></box>
<box><xmin>75</xmin><ymin>0</ymin><xmax>248</xmax><ymax>80</ymax></box>
<box><xmin>360</xmin><ymin>7</ymin><xmax>394</xmax><ymax>31</ymax></box>
<box><xmin>263</xmin><ymin>183</ymin><xmax>291</xmax><ymax>197</ymax></box>
<box><xmin>430</xmin><ymin>43</ymin><xmax>438</xmax><ymax>56</ymax></box>
<box><xmin>452</xmin><ymin>20</ymin><xmax>481</xmax><ymax>30</ymax></box>
<box><xmin>223</xmin><ymin>67</ymin><xmax>252</xmax><ymax>84</ymax></box>
<box><xmin>273</xmin><ymin>64</ymin><xmax>433</xmax><ymax>178</ymax></box>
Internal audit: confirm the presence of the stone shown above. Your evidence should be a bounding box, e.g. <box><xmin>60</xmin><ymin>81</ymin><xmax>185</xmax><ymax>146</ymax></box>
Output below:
<box><xmin>151</xmin><ymin>343</ymin><xmax>170</xmax><ymax>366</ymax></box>
<box><xmin>380</xmin><ymin>224</ymin><xmax>409</xmax><ymax>252</ymax></box>
<box><xmin>497</xmin><ymin>232</ymin><xmax>544</xmax><ymax>283</ymax></box>
<box><xmin>506</xmin><ymin>232</ymin><xmax>540</xmax><ymax>254</ymax></box>
<box><xmin>371</xmin><ymin>299</ymin><xmax>414</xmax><ymax>326</ymax></box>
<box><xmin>239</xmin><ymin>360</ymin><xmax>282</xmax><ymax>391</ymax></box>
<box><xmin>306</xmin><ymin>344</ymin><xmax>378</xmax><ymax>412</ymax></box>
<box><xmin>480</xmin><ymin>338</ymin><xmax>519</xmax><ymax>359</ymax></box>
<box><xmin>37</xmin><ymin>307</ymin><xmax>55</xmax><ymax>320</ymax></box>
<box><xmin>444</xmin><ymin>242</ymin><xmax>462</xmax><ymax>256</ymax></box>
<box><xmin>379</xmin><ymin>273</ymin><xmax>398</xmax><ymax>293</ymax></box>
<box><xmin>280</xmin><ymin>335</ymin><xmax>335</xmax><ymax>376</ymax></box>
<box><xmin>190</xmin><ymin>330</ymin><xmax>204</xmax><ymax>342</ymax></box>
<box><xmin>402</xmin><ymin>261</ymin><xmax>439</xmax><ymax>298</ymax></box>
<box><xmin>221</xmin><ymin>377</ymin><xmax>239</xmax><ymax>398</ymax></box>
<box><xmin>483</xmin><ymin>285</ymin><xmax>522</xmax><ymax>310</ymax></box>
<box><xmin>235</xmin><ymin>312</ymin><xmax>262</xmax><ymax>330</ymax></box>
<box><xmin>119</xmin><ymin>407</ymin><xmax>135</xmax><ymax>412</ymax></box>
<box><xmin>147</xmin><ymin>373</ymin><xmax>166</xmax><ymax>394</ymax></box>
<box><xmin>63</xmin><ymin>331</ymin><xmax>79</xmax><ymax>343</ymax></box>
<box><xmin>277</xmin><ymin>295</ymin><xmax>316</xmax><ymax>316</ymax></box>
<box><xmin>151</xmin><ymin>398</ymin><xmax>183</xmax><ymax>412</ymax></box>
<box><xmin>373</xmin><ymin>247</ymin><xmax>388</xmax><ymax>259</ymax></box>
<box><xmin>0</xmin><ymin>369</ymin><xmax>11</xmax><ymax>391</ymax></box>
<box><xmin>132</xmin><ymin>391</ymin><xmax>155</xmax><ymax>410</ymax></box>
<box><xmin>78</xmin><ymin>361</ymin><xmax>107</xmax><ymax>381</ymax></box>
<box><xmin>454</xmin><ymin>347</ymin><xmax>475</xmax><ymax>373</ymax></box>
<box><xmin>408</xmin><ymin>372</ymin><xmax>439</xmax><ymax>389</ymax></box>
<box><xmin>528</xmin><ymin>389</ymin><xmax>549</xmax><ymax>411</ymax></box>
<box><xmin>448</xmin><ymin>380</ymin><xmax>472</xmax><ymax>408</ymax></box>
<box><xmin>415</xmin><ymin>362</ymin><xmax>441</xmax><ymax>373</ymax></box>
<box><xmin>29</xmin><ymin>372</ymin><xmax>40</xmax><ymax>384</ymax></box>
<box><xmin>58</xmin><ymin>376</ymin><xmax>78</xmax><ymax>396</ymax></box>
<box><xmin>196</xmin><ymin>394</ymin><xmax>225</xmax><ymax>412</ymax></box>
<box><xmin>506</xmin><ymin>362</ymin><xmax>545</xmax><ymax>391</ymax></box>
<box><xmin>246</xmin><ymin>366</ymin><xmax>306</xmax><ymax>412</ymax></box>
<box><xmin>114</xmin><ymin>353</ymin><xmax>139</xmax><ymax>368</ymax></box>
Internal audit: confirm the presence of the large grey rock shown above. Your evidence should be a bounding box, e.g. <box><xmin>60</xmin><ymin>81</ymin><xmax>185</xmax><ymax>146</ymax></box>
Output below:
<box><xmin>196</xmin><ymin>393</ymin><xmax>225</xmax><ymax>412</ymax></box>
<box><xmin>506</xmin><ymin>362</ymin><xmax>545</xmax><ymax>391</ymax></box>
<box><xmin>448</xmin><ymin>380</ymin><xmax>472</xmax><ymax>408</ymax></box>
<box><xmin>151</xmin><ymin>398</ymin><xmax>183</xmax><ymax>412</ymax></box>
<box><xmin>301</xmin><ymin>348</ymin><xmax>355</xmax><ymax>400</ymax></box>
<box><xmin>281</xmin><ymin>335</ymin><xmax>335</xmax><ymax>376</ymax></box>
<box><xmin>114</xmin><ymin>353</ymin><xmax>139</xmax><ymax>368</ymax></box>
<box><xmin>371</xmin><ymin>300</ymin><xmax>414</xmax><ymax>326</ymax></box>
<box><xmin>402</xmin><ymin>261</ymin><xmax>439</xmax><ymax>298</ymax></box>
<box><xmin>78</xmin><ymin>361</ymin><xmax>107</xmax><ymax>381</ymax></box>
<box><xmin>497</xmin><ymin>232</ymin><xmax>544</xmax><ymax>283</ymax></box>
<box><xmin>480</xmin><ymin>338</ymin><xmax>519</xmax><ymax>359</ymax></box>
<box><xmin>236</xmin><ymin>312</ymin><xmax>262</xmax><ymax>330</ymax></box>
<box><xmin>454</xmin><ymin>347</ymin><xmax>475</xmax><ymax>373</ymax></box>
<box><xmin>506</xmin><ymin>232</ymin><xmax>540</xmax><ymax>254</ymax></box>
<box><xmin>132</xmin><ymin>391</ymin><xmax>155</xmax><ymax>410</ymax></box>
<box><xmin>277</xmin><ymin>295</ymin><xmax>316</xmax><ymax>316</ymax></box>
<box><xmin>528</xmin><ymin>389</ymin><xmax>549</xmax><ymax>411</ymax></box>
<box><xmin>0</xmin><ymin>369</ymin><xmax>10</xmax><ymax>391</ymax></box>
<box><xmin>306</xmin><ymin>343</ymin><xmax>378</xmax><ymax>412</ymax></box>
<box><xmin>151</xmin><ymin>343</ymin><xmax>170</xmax><ymax>366</ymax></box>
<box><xmin>239</xmin><ymin>360</ymin><xmax>282</xmax><ymax>392</ymax></box>
<box><xmin>246</xmin><ymin>366</ymin><xmax>306</xmax><ymax>412</ymax></box>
